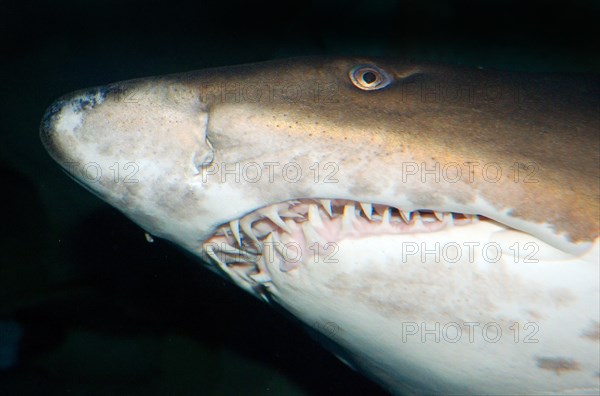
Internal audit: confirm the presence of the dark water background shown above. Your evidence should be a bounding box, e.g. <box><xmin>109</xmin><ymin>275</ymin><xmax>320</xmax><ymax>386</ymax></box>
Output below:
<box><xmin>1</xmin><ymin>1</ymin><xmax>598</xmax><ymax>395</ymax></box>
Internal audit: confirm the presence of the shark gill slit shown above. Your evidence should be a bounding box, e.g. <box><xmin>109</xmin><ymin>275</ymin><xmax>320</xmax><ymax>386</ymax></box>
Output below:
<box><xmin>201</xmin><ymin>199</ymin><xmax>483</xmax><ymax>287</ymax></box>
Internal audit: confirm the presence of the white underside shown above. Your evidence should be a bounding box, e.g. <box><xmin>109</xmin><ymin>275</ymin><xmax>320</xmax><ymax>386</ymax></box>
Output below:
<box><xmin>217</xmin><ymin>220</ymin><xmax>599</xmax><ymax>395</ymax></box>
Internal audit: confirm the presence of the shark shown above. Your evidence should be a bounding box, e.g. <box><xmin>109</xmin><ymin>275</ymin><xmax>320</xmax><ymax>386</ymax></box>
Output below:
<box><xmin>40</xmin><ymin>57</ymin><xmax>599</xmax><ymax>395</ymax></box>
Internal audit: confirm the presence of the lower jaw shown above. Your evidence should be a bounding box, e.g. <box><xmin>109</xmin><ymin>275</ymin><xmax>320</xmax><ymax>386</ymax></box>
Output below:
<box><xmin>199</xmin><ymin>199</ymin><xmax>599</xmax><ymax>395</ymax></box>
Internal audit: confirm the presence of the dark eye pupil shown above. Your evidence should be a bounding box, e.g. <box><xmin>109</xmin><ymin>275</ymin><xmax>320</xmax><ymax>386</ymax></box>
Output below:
<box><xmin>362</xmin><ymin>71</ymin><xmax>377</xmax><ymax>84</ymax></box>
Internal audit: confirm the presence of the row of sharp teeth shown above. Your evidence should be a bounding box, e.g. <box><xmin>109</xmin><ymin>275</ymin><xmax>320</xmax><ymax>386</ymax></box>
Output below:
<box><xmin>202</xmin><ymin>199</ymin><xmax>480</xmax><ymax>290</ymax></box>
<box><xmin>213</xmin><ymin>199</ymin><xmax>478</xmax><ymax>249</ymax></box>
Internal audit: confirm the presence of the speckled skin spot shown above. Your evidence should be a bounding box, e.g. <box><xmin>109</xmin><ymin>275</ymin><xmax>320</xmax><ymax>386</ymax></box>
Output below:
<box><xmin>537</xmin><ymin>357</ymin><xmax>581</xmax><ymax>375</ymax></box>
<box><xmin>581</xmin><ymin>321</ymin><xmax>600</xmax><ymax>342</ymax></box>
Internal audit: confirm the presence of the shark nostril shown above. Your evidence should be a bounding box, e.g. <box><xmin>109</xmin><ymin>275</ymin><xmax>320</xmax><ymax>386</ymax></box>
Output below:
<box><xmin>192</xmin><ymin>137</ymin><xmax>215</xmax><ymax>174</ymax></box>
<box><xmin>191</xmin><ymin>112</ymin><xmax>213</xmax><ymax>174</ymax></box>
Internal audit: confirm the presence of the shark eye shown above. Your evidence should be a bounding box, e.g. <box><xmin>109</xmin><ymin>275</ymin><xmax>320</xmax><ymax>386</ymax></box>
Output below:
<box><xmin>349</xmin><ymin>65</ymin><xmax>392</xmax><ymax>91</ymax></box>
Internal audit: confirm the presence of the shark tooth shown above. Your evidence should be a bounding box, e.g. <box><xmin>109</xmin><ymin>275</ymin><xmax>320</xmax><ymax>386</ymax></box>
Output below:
<box><xmin>216</xmin><ymin>242</ymin><xmax>255</xmax><ymax>257</ymax></box>
<box><xmin>240</xmin><ymin>213</ymin><xmax>260</xmax><ymax>243</ymax></box>
<box><xmin>342</xmin><ymin>202</ymin><xmax>357</xmax><ymax>231</ymax></box>
<box><xmin>433</xmin><ymin>211</ymin><xmax>445</xmax><ymax>222</ymax></box>
<box><xmin>202</xmin><ymin>243</ymin><xmax>229</xmax><ymax>273</ymax></box>
<box><xmin>259</xmin><ymin>206</ymin><xmax>293</xmax><ymax>233</ymax></box>
<box><xmin>399</xmin><ymin>210</ymin><xmax>411</xmax><ymax>223</ymax></box>
<box><xmin>229</xmin><ymin>219</ymin><xmax>242</xmax><ymax>246</ymax></box>
<box><xmin>359</xmin><ymin>202</ymin><xmax>373</xmax><ymax>220</ymax></box>
<box><xmin>319</xmin><ymin>199</ymin><xmax>333</xmax><ymax>217</ymax></box>
<box><xmin>381</xmin><ymin>206</ymin><xmax>391</xmax><ymax>224</ymax></box>
<box><xmin>412</xmin><ymin>211</ymin><xmax>423</xmax><ymax>225</ymax></box>
<box><xmin>279</xmin><ymin>209</ymin><xmax>304</xmax><ymax>218</ymax></box>
<box><xmin>308</xmin><ymin>203</ymin><xmax>325</xmax><ymax>228</ymax></box>
<box><xmin>260</xmin><ymin>233</ymin><xmax>283</xmax><ymax>279</ymax></box>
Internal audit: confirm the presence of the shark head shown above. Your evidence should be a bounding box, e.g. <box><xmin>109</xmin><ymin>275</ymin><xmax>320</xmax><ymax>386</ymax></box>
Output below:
<box><xmin>41</xmin><ymin>57</ymin><xmax>599</xmax><ymax>395</ymax></box>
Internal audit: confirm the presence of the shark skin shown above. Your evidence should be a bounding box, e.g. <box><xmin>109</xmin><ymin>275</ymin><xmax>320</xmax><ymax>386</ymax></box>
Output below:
<box><xmin>40</xmin><ymin>57</ymin><xmax>599</xmax><ymax>395</ymax></box>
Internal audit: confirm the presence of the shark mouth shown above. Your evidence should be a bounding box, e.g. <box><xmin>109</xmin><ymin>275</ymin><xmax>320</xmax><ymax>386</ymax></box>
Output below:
<box><xmin>201</xmin><ymin>199</ymin><xmax>482</xmax><ymax>295</ymax></box>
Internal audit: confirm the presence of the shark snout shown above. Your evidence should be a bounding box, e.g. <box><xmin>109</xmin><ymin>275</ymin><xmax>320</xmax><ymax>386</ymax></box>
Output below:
<box><xmin>40</xmin><ymin>88</ymin><xmax>107</xmax><ymax>165</ymax></box>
